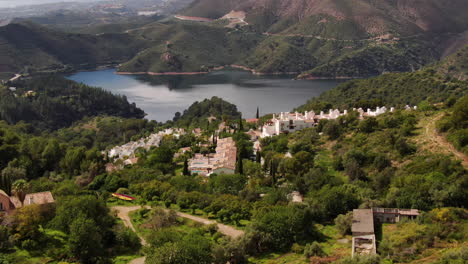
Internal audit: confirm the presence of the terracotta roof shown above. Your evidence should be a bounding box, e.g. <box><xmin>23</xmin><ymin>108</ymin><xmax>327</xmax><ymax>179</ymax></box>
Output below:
<box><xmin>0</xmin><ymin>189</ymin><xmax>8</xmax><ymax>197</ymax></box>
<box><xmin>246</xmin><ymin>118</ymin><xmax>259</xmax><ymax>123</ymax></box>
<box><xmin>10</xmin><ymin>192</ymin><xmax>55</xmax><ymax>208</ymax></box>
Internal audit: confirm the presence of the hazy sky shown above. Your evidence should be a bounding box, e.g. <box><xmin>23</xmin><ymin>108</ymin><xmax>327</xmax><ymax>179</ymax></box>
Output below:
<box><xmin>0</xmin><ymin>0</ymin><xmax>101</xmax><ymax>8</ymax></box>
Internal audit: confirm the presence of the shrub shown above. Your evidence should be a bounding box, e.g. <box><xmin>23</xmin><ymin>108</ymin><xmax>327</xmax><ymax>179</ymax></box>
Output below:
<box><xmin>334</xmin><ymin>212</ymin><xmax>353</xmax><ymax>236</ymax></box>
<box><xmin>304</xmin><ymin>242</ymin><xmax>326</xmax><ymax>258</ymax></box>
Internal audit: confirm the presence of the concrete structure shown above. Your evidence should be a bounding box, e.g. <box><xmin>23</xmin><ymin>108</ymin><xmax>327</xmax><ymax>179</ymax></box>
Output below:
<box><xmin>0</xmin><ymin>190</ymin><xmax>54</xmax><ymax>216</ymax></box>
<box><xmin>352</xmin><ymin>209</ymin><xmax>377</xmax><ymax>257</ymax></box>
<box><xmin>189</xmin><ymin>137</ymin><xmax>237</xmax><ymax>176</ymax></box>
<box><xmin>372</xmin><ymin>208</ymin><xmax>420</xmax><ymax>223</ymax></box>
<box><xmin>351</xmin><ymin>208</ymin><xmax>420</xmax><ymax>257</ymax></box>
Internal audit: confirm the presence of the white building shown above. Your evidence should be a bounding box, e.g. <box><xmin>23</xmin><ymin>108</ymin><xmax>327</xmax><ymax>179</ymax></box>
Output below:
<box><xmin>261</xmin><ymin>107</ymin><xmax>398</xmax><ymax>137</ymax></box>
<box><xmin>261</xmin><ymin>111</ymin><xmax>316</xmax><ymax>137</ymax></box>
<box><xmin>107</xmin><ymin>128</ymin><xmax>186</xmax><ymax>160</ymax></box>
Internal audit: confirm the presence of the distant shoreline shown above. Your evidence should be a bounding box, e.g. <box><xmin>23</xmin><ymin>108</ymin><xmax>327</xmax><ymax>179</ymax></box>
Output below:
<box><xmin>115</xmin><ymin>64</ymin><xmax>302</xmax><ymax>77</ymax></box>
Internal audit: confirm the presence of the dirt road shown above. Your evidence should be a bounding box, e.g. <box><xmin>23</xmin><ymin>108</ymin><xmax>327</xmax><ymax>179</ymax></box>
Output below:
<box><xmin>111</xmin><ymin>205</ymin><xmax>245</xmax><ymax>264</ymax></box>
<box><xmin>416</xmin><ymin>113</ymin><xmax>468</xmax><ymax>169</ymax></box>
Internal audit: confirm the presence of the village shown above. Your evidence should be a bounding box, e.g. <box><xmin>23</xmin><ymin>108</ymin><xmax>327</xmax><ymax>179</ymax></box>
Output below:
<box><xmin>106</xmin><ymin>105</ymin><xmax>417</xmax><ymax>177</ymax></box>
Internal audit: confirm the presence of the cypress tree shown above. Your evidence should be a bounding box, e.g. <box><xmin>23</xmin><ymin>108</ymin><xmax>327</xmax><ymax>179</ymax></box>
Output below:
<box><xmin>238</xmin><ymin>115</ymin><xmax>244</xmax><ymax>131</ymax></box>
<box><xmin>183</xmin><ymin>158</ymin><xmax>190</xmax><ymax>176</ymax></box>
<box><xmin>256</xmin><ymin>107</ymin><xmax>259</xmax><ymax>119</ymax></box>
<box><xmin>0</xmin><ymin>173</ymin><xmax>11</xmax><ymax>195</ymax></box>
<box><xmin>236</xmin><ymin>152</ymin><xmax>244</xmax><ymax>175</ymax></box>
<box><xmin>255</xmin><ymin>151</ymin><xmax>261</xmax><ymax>163</ymax></box>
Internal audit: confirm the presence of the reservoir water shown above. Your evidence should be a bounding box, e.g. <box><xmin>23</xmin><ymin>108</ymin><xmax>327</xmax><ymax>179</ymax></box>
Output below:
<box><xmin>67</xmin><ymin>69</ymin><xmax>339</xmax><ymax>122</ymax></box>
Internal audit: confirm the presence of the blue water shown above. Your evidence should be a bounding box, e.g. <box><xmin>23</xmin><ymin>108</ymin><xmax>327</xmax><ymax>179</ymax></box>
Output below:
<box><xmin>67</xmin><ymin>69</ymin><xmax>339</xmax><ymax>122</ymax></box>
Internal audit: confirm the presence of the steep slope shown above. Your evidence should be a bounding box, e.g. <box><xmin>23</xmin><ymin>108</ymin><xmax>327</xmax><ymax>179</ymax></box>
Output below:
<box><xmin>182</xmin><ymin>0</ymin><xmax>468</xmax><ymax>37</ymax></box>
<box><xmin>0</xmin><ymin>22</ymin><xmax>148</xmax><ymax>75</ymax></box>
<box><xmin>120</xmin><ymin>0</ymin><xmax>467</xmax><ymax>77</ymax></box>
<box><xmin>297</xmin><ymin>45</ymin><xmax>468</xmax><ymax>111</ymax></box>
<box><xmin>435</xmin><ymin>45</ymin><xmax>468</xmax><ymax>81</ymax></box>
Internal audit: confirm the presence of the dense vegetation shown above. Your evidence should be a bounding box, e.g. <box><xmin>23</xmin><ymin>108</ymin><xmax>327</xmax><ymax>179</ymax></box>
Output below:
<box><xmin>437</xmin><ymin>94</ymin><xmax>468</xmax><ymax>154</ymax></box>
<box><xmin>171</xmin><ymin>96</ymin><xmax>241</xmax><ymax>128</ymax></box>
<box><xmin>0</xmin><ymin>76</ymin><xmax>145</xmax><ymax>130</ymax></box>
<box><xmin>436</xmin><ymin>45</ymin><xmax>468</xmax><ymax>81</ymax></box>
<box><xmin>0</xmin><ymin>22</ymin><xmax>148</xmax><ymax>75</ymax></box>
<box><xmin>298</xmin><ymin>69</ymin><xmax>468</xmax><ymax>111</ymax></box>
<box><xmin>0</xmin><ymin>81</ymin><xmax>466</xmax><ymax>263</ymax></box>
<box><xmin>120</xmin><ymin>19</ymin><xmax>445</xmax><ymax>78</ymax></box>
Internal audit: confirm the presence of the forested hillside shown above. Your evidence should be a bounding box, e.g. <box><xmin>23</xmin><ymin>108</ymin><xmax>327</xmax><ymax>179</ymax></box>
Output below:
<box><xmin>0</xmin><ymin>76</ymin><xmax>145</xmax><ymax>130</ymax></box>
<box><xmin>0</xmin><ymin>22</ymin><xmax>148</xmax><ymax>75</ymax></box>
<box><xmin>2</xmin><ymin>0</ymin><xmax>467</xmax><ymax>79</ymax></box>
<box><xmin>436</xmin><ymin>45</ymin><xmax>468</xmax><ymax>81</ymax></box>
<box><xmin>297</xmin><ymin>69</ymin><xmax>468</xmax><ymax>111</ymax></box>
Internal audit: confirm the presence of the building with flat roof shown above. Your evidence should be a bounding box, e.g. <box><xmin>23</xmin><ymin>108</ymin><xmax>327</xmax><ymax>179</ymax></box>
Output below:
<box><xmin>352</xmin><ymin>209</ymin><xmax>375</xmax><ymax>236</ymax></box>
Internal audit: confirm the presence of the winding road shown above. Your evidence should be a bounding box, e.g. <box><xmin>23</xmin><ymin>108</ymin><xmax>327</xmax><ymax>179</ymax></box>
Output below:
<box><xmin>111</xmin><ymin>205</ymin><xmax>245</xmax><ymax>264</ymax></box>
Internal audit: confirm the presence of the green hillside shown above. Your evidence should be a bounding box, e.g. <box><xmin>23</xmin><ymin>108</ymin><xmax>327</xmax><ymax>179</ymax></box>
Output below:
<box><xmin>436</xmin><ymin>45</ymin><xmax>468</xmax><ymax>81</ymax></box>
<box><xmin>297</xmin><ymin>47</ymin><xmax>468</xmax><ymax>111</ymax></box>
<box><xmin>119</xmin><ymin>20</ymin><xmax>263</xmax><ymax>73</ymax></box>
<box><xmin>0</xmin><ymin>22</ymin><xmax>148</xmax><ymax>75</ymax></box>
<box><xmin>0</xmin><ymin>76</ymin><xmax>145</xmax><ymax>130</ymax></box>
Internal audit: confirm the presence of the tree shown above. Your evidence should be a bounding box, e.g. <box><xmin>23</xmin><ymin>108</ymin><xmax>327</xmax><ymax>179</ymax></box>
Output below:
<box><xmin>12</xmin><ymin>179</ymin><xmax>29</xmax><ymax>206</ymax></box>
<box><xmin>255</xmin><ymin>151</ymin><xmax>261</xmax><ymax>163</ymax></box>
<box><xmin>0</xmin><ymin>172</ymin><xmax>11</xmax><ymax>196</ymax></box>
<box><xmin>304</xmin><ymin>242</ymin><xmax>326</xmax><ymax>258</ymax></box>
<box><xmin>235</xmin><ymin>153</ymin><xmax>244</xmax><ymax>175</ymax></box>
<box><xmin>209</xmin><ymin>174</ymin><xmax>247</xmax><ymax>195</ymax></box>
<box><xmin>238</xmin><ymin>115</ymin><xmax>244</xmax><ymax>131</ymax></box>
<box><xmin>68</xmin><ymin>216</ymin><xmax>105</xmax><ymax>264</ymax></box>
<box><xmin>248</xmin><ymin>206</ymin><xmax>315</xmax><ymax>252</ymax></box>
<box><xmin>13</xmin><ymin>204</ymin><xmax>43</xmax><ymax>241</ymax></box>
<box><xmin>183</xmin><ymin>157</ymin><xmax>190</xmax><ymax>176</ymax></box>
<box><xmin>2</xmin><ymin>165</ymin><xmax>26</xmax><ymax>182</ymax></box>
<box><xmin>256</xmin><ymin>107</ymin><xmax>259</xmax><ymax>119</ymax></box>
<box><xmin>146</xmin><ymin>232</ymin><xmax>213</xmax><ymax>264</ymax></box>
<box><xmin>323</xmin><ymin>120</ymin><xmax>341</xmax><ymax>140</ymax></box>
<box><xmin>334</xmin><ymin>212</ymin><xmax>353</xmax><ymax>236</ymax></box>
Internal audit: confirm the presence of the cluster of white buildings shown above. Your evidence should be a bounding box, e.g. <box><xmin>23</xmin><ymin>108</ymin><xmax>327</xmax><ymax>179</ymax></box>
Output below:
<box><xmin>107</xmin><ymin>128</ymin><xmax>186</xmax><ymax>160</ymax></box>
<box><xmin>189</xmin><ymin>137</ymin><xmax>237</xmax><ymax>176</ymax></box>
<box><xmin>261</xmin><ymin>106</ymin><xmax>413</xmax><ymax>137</ymax></box>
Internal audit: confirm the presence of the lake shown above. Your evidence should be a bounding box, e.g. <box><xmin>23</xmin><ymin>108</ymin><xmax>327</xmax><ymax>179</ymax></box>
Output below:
<box><xmin>67</xmin><ymin>69</ymin><xmax>339</xmax><ymax>122</ymax></box>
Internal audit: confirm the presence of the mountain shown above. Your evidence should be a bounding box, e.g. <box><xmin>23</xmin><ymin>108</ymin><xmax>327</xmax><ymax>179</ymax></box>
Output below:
<box><xmin>1</xmin><ymin>0</ymin><xmax>467</xmax><ymax>78</ymax></box>
<box><xmin>182</xmin><ymin>0</ymin><xmax>468</xmax><ymax>37</ymax></box>
<box><xmin>0</xmin><ymin>22</ymin><xmax>148</xmax><ymax>75</ymax></box>
<box><xmin>120</xmin><ymin>0</ymin><xmax>468</xmax><ymax>77</ymax></box>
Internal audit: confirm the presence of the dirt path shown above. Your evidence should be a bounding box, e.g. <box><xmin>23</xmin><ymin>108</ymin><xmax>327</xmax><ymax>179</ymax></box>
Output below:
<box><xmin>176</xmin><ymin>211</ymin><xmax>245</xmax><ymax>238</ymax></box>
<box><xmin>416</xmin><ymin>113</ymin><xmax>468</xmax><ymax>168</ymax></box>
<box><xmin>111</xmin><ymin>205</ymin><xmax>245</xmax><ymax>264</ymax></box>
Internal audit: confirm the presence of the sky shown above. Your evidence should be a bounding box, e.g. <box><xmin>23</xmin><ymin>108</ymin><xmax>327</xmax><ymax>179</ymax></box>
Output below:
<box><xmin>0</xmin><ymin>0</ymin><xmax>101</xmax><ymax>8</ymax></box>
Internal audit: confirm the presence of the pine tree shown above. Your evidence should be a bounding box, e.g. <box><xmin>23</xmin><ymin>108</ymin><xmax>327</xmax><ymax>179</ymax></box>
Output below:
<box><xmin>183</xmin><ymin>158</ymin><xmax>190</xmax><ymax>176</ymax></box>
<box><xmin>256</xmin><ymin>107</ymin><xmax>259</xmax><ymax>119</ymax></box>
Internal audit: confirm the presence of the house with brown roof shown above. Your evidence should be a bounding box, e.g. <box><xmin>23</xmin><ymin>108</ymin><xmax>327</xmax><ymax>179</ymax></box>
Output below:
<box><xmin>0</xmin><ymin>190</ymin><xmax>54</xmax><ymax>216</ymax></box>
